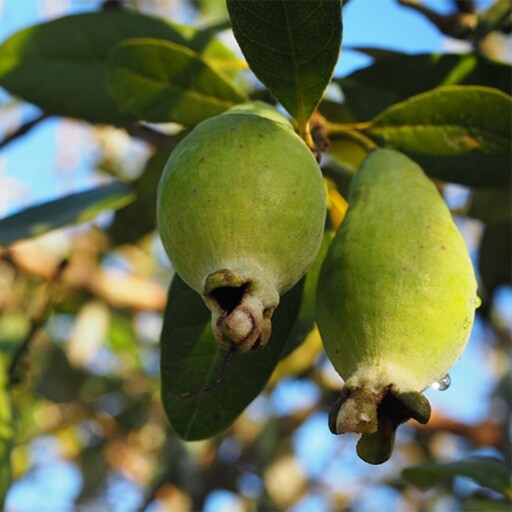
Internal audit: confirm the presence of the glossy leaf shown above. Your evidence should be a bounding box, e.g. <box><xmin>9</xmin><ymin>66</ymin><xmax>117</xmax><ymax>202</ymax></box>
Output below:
<box><xmin>0</xmin><ymin>10</ymin><xmax>243</xmax><ymax>125</ymax></box>
<box><xmin>402</xmin><ymin>456</ymin><xmax>512</xmax><ymax>497</ymax></box>
<box><xmin>227</xmin><ymin>0</ymin><xmax>342</xmax><ymax>130</ymax></box>
<box><xmin>363</xmin><ymin>86</ymin><xmax>511</xmax><ymax>187</ymax></box>
<box><xmin>336</xmin><ymin>53</ymin><xmax>511</xmax><ymax>120</ymax></box>
<box><xmin>107</xmin><ymin>38</ymin><xmax>247</xmax><ymax>125</ymax></box>
<box><xmin>0</xmin><ymin>183</ymin><xmax>134</xmax><ymax>245</ymax></box>
<box><xmin>160</xmin><ymin>275</ymin><xmax>304</xmax><ymax>440</ymax></box>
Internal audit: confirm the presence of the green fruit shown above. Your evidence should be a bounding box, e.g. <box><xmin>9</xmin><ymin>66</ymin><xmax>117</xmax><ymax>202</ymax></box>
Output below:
<box><xmin>157</xmin><ymin>102</ymin><xmax>326</xmax><ymax>352</ymax></box>
<box><xmin>316</xmin><ymin>149</ymin><xmax>478</xmax><ymax>464</ymax></box>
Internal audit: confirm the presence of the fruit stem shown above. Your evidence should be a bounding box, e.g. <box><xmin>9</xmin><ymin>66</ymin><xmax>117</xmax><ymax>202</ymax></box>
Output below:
<box><xmin>179</xmin><ymin>344</ymin><xmax>236</xmax><ymax>399</ymax></box>
<box><xmin>299</xmin><ymin>120</ymin><xmax>315</xmax><ymax>151</ymax></box>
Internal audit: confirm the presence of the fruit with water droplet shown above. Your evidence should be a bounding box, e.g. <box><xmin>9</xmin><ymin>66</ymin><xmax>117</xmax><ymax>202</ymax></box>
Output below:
<box><xmin>316</xmin><ymin>149</ymin><xmax>478</xmax><ymax>464</ymax></box>
<box><xmin>157</xmin><ymin>102</ymin><xmax>326</xmax><ymax>352</ymax></box>
<box><xmin>431</xmin><ymin>374</ymin><xmax>451</xmax><ymax>391</ymax></box>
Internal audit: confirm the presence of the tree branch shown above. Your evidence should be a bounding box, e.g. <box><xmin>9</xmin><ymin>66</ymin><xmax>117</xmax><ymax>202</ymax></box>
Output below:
<box><xmin>1</xmin><ymin>241</ymin><xmax>167</xmax><ymax>312</ymax></box>
<box><xmin>8</xmin><ymin>258</ymin><xmax>68</xmax><ymax>385</ymax></box>
<box><xmin>0</xmin><ymin>113</ymin><xmax>51</xmax><ymax>151</ymax></box>
<box><xmin>126</xmin><ymin>125</ymin><xmax>183</xmax><ymax>152</ymax></box>
<box><xmin>455</xmin><ymin>0</ymin><xmax>476</xmax><ymax>14</ymax></box>
<box><xmin>397</xmin><ymin>0</ymin><xmax>477</xmax><ymax>40</ymax></box>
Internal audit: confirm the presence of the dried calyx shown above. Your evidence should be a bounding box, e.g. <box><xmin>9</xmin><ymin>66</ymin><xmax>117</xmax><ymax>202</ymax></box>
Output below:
<box><xmin>202</xmin><ymin>268</ymin><xmax>279</xmax><ymax>352</ymax></box>
<box><xmin>329</xmin><ymin>382</ymin><xmax>431</xmax><ymax>465</ymax></box>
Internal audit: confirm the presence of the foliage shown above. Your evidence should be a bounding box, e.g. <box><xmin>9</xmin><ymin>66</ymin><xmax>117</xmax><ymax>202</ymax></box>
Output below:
<box><xmin>0</xmin><ymin>0</ymin><xmax>510</xmax><ymax>510</ymax></box>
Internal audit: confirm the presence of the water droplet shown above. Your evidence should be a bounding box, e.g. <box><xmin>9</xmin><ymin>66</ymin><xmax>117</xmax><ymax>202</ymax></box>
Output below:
<box><xmin>431</xmin><ymin>374</ymin><xmax>451</xmax><ymax>391</ymax></box>
<box><xmin>470</xmin><ymin>296</ymin><xmax>482</xmax><ymax>309</ymax></box>
<box><xmin>463</xmin><ymin>317</ymin><xmax>471</xmax><ymax>329</ymax></box>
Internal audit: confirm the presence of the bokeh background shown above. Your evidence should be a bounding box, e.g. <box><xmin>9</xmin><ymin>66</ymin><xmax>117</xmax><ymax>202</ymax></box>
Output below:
<box><xmin>0</xmin><ymin>1</ymin><xmax>510</xmax><ymax>511</ymax></box>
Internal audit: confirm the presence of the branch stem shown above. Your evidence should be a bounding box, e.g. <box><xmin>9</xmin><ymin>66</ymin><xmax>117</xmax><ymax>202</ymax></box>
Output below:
<box><xmin>8</xmin><ymin>258</ymin><xmax>68</xmax><ymax>385</ymax></box>
<box><xmin>326</xmin><ymin>122</ymin><xmax>378</xmax><ymax>152</ymax></box>
<box><xmin>0</xmin><ymin>113</ymin><xmax>50</xmax><ymax>150</ymax></box>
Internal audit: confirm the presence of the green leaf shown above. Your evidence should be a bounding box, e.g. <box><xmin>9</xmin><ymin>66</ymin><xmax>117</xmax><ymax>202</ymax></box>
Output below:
<box><xmin>227</xmin><ymin>0</ymin><xmax>342</xmax><ymax>131</ymax></box>
<box><xmin>0</xmin><ymin>314</ymin><xmax>28</xmax><ymax>507</ymax></box>
<box><xmin>345</xmin><ymin>46</ymin><xmax>405</xmax><ymax>60</ymax></box>
<box><xmin>108</xmin><ymin>148</ymin><xmax>172</xmax><ymax>244</ymax></box>
<box><xmin>283</xmin><ymin>230</ymin><xmax>334</xmax><ymax>357</ymax></box>
<box><xmin>0</xmin><ymin>10</ymin><xmax>243</xmax><ymax>125</ymax></box>
<box><xmin>160</xmin><ymin>275</ymin><xmax>304</xmax><ymax>440</ymax></box>
<box><xmin>36</xmin><ymin>346</ymin><xmax>88</xmax><ymax>404</ymax></box>
<box><xmin>318</xmin><ymin>98</ymin><xmax>355</xmax><ymax>124</ymax></box>
<box><xmin>402</xmin><ymin>456</ymin><xmax>512</xmax><ymax>498</ymax></box>
<box><xmin>108</xmin><ymin>312</ymin><xmax>141</xmax><ymax>369</ymax></box>
<box><xmin>0</xmin><ymin>183</ymin><xmax>135</xmax><ymax>246</ymax></box>
<box><xmin>362</xmin><ymin>86</ymin><xmax>512</xmax><ymax>187</ymax></box>
<box><xmin>461</xmin><ymin>498</ymin><xmax>512</xmax><ymax>512</ymax></box>
<box><xmin>336</xmin><ymin>53</ymin><xmax>511</xmax><ymax>120</ymax></box>
<box><xmin>479</xmin><ymin>221</ymin><xmax>512</xmax><ymax>296</ymax></box>
<box><xmin>469</xmin><ymin>188</ymin><xmax>512</xmax><ymax>225</ymax></box>
<box><xmin>475</xmin><ymin>0</ymin><xmax>512</xmax><ymax>41</ymax></box>
<box><xmin>107</xmin><ymin>38</ymin><xmax>247</xmax><ymax>125</ymax></box>
<box><xmin>0</xmin><ymin>357</ymin><xmax>12</xmax><ymax>508</ymax></box>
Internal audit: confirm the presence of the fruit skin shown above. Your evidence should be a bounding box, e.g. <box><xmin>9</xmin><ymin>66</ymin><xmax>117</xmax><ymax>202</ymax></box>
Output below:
<box><xmin>157</xmin><ymin>102</ymin><xmax>326</xmax><ymax>352</ymax></box>
<box><xmin>316</xmin><ymin>148</ymin><xmax>478</xmax><ymax>464</ymax></box>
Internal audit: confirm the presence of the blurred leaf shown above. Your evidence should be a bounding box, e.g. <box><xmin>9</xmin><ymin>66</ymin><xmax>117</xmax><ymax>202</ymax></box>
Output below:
<box><xmin>0</xmin><ymin>183</ymin><xmax>135</xmax><ymax>246</ymax></box>
<box><xmin>345</xmin><ymin>46</ymin><xmax>405</xmax><ymax>60</ymax></box>
<box><xmin>75</xmin><ymin>442</ymin><xmax>109</xmax><ymax>504</ymax></box>
<box><xmin>194</xmin><ymin>0</ymin><xmax>230</xmax><ymax>24</ymax></box>
<box><xmin>36</xmin><ymin>346</ymin><xmax>87</xmax><ymax>403</ymax></box>
<box><xmin>0</xmin><ymin>334</ymin><xmax>15</xmax><ymax>508</ymax></box>
<box><xmin>160</xmin><ymin>275</ymin><xmax>303</xmax><ymax>441</ymax></box>
<box><xmin>0</xmin><ymin>312</ymin><xmax>29</xmax><ymax>500</ymax></box>
<box><xmin>322</xmin><ymin>161</ymin><xmax>355</xmax><ymax>200</ymax></box>
<box><xmin>478</xmin><ymin>221</ymin><xmax>512</xmax><ymax>298</ymax></box>
<box><xmin>109</xmin><ymin>149</ymin><xmax>174</xmax><ymax>244</ymax></box>
<box><xmin>108</xmin><ymin>312</ymin><xmax>141</xmax><ymax>369</ymax></box>
<box><xmin>227</xmin><ymin>0</ymin><xmax>342</xmax><ymax>130</ymax></box>
<box><xmin>191</xmin><ymin>21</ymin><xmax>246</xmax><ymax>77</ymax></box>
<box><xmin>363</xmin><ymin>86</ymin><xmax>511</xmax><ymax>187</ymax></box>
<box><xmin>0</xmin><ymin>10</ymin><xmax>242</xmax><ymax>125</ymax></box>
<box><xmin>461</xmin><ymin>499</ymin><xmax>512</xmax><ymax>511</ymax></box>
<box><xmin>107</xmin><ymin>38</ymin><xmax>247</xmax><ymax>125</ymax></box>
<box><xmin>328</xmin><ymin>138</ymin><xmax>368</xmax><ymax>173</ymax></box>
<box><xmin>282</xmin><ymin>230</ymin><xmax>334</xmax><ymax>357</ymax></box>
<box><xmin>0</xmin><ymin>313</ymin><xmax>30</xmax><ymax>358</ymax></box>
<box><xmin>468</xmin><ymin>188</ymin><xmax>512</xmax><ymax>225</ymax></box>
<box><xmin>326</xmin><ymin>181</ymin><xmax>348</xmax><ymax>230</ymax></box>
<box><xmin>336</xmin><ymin>53</ymin><xmax>511</xmax><ymax>120</ymax></box>
<box><xmin>475</xmin><ymin>0</ymin><xmax>512</xmax><ymax>40</ymax></box>
<box><xmin>402</xmin><ymin>456</ymin><xmax>512</xmax><ymax>497</ymax></box>
<box><xmin>317</xmin><ymin>98</ymin><xmax>355</xmax><ymax>124</ymax></box>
